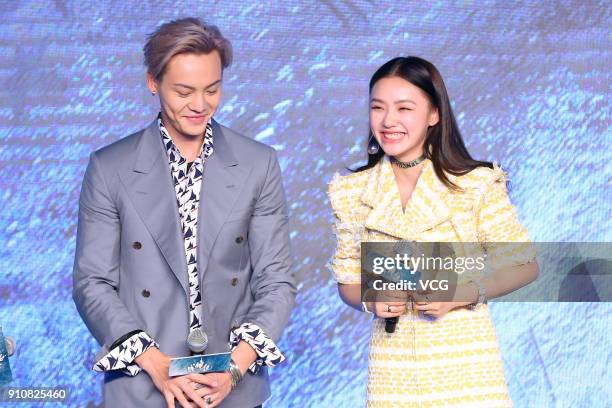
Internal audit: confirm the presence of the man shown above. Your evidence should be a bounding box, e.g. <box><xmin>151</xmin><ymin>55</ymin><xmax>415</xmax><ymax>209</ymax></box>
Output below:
<box><xmin>73</xmin><ymin>18</ymin><xmax>296</xmax><ymax>408</ymax></box>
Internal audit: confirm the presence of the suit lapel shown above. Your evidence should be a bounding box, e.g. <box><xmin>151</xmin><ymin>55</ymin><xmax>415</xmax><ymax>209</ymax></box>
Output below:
<box><xmin>362</xmin><ymin>157</ymin><xmax>451</xmax><ymax>240</ymax></box>
<box><xmin>197</xmin><ymin>120</ymin><xmax>250</xmax><ymax>277</ymax></box>
<box><xmin>120</xmin><ymin>120</ymin><xmax>189</xmax><ymax>297</ymax></box>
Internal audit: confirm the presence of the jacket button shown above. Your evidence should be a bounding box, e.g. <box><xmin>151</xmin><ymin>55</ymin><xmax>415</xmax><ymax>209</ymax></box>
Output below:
<box><xmin>231</xmin><ymin>277</ymin><xmax>238</xmax><ymax>286</ymax></box>
<box><xmin>142</xmin><ymin>289</ymin><xmax>150</xmax><ymax>298</ymax></box>
<box><xmin>235</xmin><ymin>236</ymin><xmax>244</xmax><ymax>244</ymax></box>
<box><xmin>133</xmin><ymin>241</ymin><xmax>142</xmax><ymax>250</ymax></box>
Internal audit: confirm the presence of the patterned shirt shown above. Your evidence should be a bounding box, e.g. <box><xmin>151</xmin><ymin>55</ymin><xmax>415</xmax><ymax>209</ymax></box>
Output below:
<box><xmin>93</xmin><ymin>115</ymin><xmax>284</xmax><ymax>376</ymax></box>
<box><xmin>161</xmin><ymin>115</ymin><xmax>213</xmax><ymax>332</ymax></box>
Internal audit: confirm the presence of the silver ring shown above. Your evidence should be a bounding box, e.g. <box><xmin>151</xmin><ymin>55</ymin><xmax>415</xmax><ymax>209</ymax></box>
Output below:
<box><xmin>387</xmin><ymin>305</ymin><xmax>392</xmax><ymax>313</ymax></box>
<box><xmin>205</xmin><ymin>395</ymin><xmax>213</xmax><ymax>405</ymax></box>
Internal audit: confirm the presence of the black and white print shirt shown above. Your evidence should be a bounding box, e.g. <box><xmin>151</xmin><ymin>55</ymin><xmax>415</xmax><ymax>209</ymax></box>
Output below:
<box><xmin>162</xmin><ymin>115</ymin><xmax>213</xmax><ymax>332</ymax></box>
<box><xmin>93</xmin><ymin>115</ymin><xmax>284</xmax><ymax>376</ymax></box>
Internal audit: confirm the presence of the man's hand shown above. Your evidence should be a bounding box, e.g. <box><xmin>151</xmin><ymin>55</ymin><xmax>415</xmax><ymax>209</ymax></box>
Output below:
<box><xmin>135</xmin><ymin>348</ymin><xmax>218</xmax><ymax>408</ymax></box>
<box><xmin>188</xmin><ymin>372</ymin><xmax>233</xmax><ymax>407</ymax></box>
<box><xmin>189</xmin><ymin>340</ymin><xmax>257</xmax><ymax>407</ymax></box>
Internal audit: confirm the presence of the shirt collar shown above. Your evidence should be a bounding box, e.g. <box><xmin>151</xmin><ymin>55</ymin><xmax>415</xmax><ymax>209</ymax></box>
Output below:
<box><xmin>157</xmin><ymin>113</ymin><xmax>214</xmax><ymax>164</ymax></box>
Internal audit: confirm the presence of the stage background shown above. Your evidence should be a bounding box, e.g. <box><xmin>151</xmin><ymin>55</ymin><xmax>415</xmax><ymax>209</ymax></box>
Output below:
<box><xmin>1</xmin><ymin>1</ymin><xmax>610</xmax><ymax>407</ymax></box>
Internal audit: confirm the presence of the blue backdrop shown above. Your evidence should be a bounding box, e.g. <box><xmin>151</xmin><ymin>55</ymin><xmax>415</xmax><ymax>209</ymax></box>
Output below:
<box><xmin>1</xmin><ymin>1</ymin><xmax>610</xmax><ymax>407</ymax></box>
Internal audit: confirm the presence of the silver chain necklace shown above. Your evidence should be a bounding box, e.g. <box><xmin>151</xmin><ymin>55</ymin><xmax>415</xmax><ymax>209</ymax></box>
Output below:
<box><xmin>390</xmin><ymin>154</ymin><xmax>426</xmax><ymax>168</ymax></box>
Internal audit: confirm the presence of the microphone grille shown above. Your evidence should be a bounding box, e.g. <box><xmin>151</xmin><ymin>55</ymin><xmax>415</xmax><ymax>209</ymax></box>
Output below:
<box><xmin>187</xmin><ymin>329</ymin><xmax>208</xmax><ymax>354</ymax></box>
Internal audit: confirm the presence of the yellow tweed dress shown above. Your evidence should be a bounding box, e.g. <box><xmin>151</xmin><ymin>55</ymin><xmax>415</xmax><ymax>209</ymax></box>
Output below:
<box><xmin>328</xmin><ymin>156</ymin><xmax>536</xmax><ymax>408</ymax></box>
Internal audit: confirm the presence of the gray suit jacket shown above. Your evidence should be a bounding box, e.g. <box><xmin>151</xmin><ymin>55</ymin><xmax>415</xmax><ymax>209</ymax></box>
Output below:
<box><xmin>73</xmin><ymin>119</ymin><xmax>296</xmax><ymax>407</ymax></box>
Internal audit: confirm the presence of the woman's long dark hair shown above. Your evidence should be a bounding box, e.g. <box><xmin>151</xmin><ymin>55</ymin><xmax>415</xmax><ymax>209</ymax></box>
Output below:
<box><xmin>354</xmin><ymin>56</ymin><xmax>492</xmax><ymax>190</ymax></box>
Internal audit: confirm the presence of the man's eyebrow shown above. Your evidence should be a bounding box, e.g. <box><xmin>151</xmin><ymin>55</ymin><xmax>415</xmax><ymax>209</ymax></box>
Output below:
<box><xmin>172</xmin><ymin>79</ymin><xmax>222</xmax><ymax>90</ymax></box>
<box><xmin>205</xmin><ymin>79</ymin><xmax>222</xmax><ymax>89</ymax></box>
<box><xmin>173</xmin><ymin>83</ymin><xmax>195</xmax><ymax>90</ymax></box>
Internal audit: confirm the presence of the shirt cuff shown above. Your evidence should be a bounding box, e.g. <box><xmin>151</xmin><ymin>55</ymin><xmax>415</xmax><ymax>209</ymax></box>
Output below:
<box><xmin>93</xmin><ymin>331</ymin><xmax>158</xmax><ymax>377</ymax></box>
<box><xmin>229</xmin><ymin>323</ymin><xmax>285</xmax><ymax>374</ymax></box>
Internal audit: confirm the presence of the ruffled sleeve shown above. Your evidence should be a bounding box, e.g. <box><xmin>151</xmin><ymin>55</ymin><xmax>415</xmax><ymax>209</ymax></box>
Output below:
<box><xmin>475</xmin><ymin>165</ymin><xmax>537</xmax><ymax>270</ymax></box>
<box><xmin>327</xmin><ymin>173</ymin><xmax>365</xmax><ymax>284</ymax></box>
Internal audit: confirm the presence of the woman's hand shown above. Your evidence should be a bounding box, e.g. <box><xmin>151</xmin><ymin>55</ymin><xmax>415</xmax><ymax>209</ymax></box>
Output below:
<box><xmin>413</xmin><ymin>301</ymin><xmax>470</xmax><ymax>319</ymax></box>
<box><xmin>366</xmin><ymin>301</ymin><xmax>408</xmax><ymax>318</ymax></box>
<box><xmin>365</xmin><ymin>289</ymin><xmax>409</xmax><ymax>318</ymax></box>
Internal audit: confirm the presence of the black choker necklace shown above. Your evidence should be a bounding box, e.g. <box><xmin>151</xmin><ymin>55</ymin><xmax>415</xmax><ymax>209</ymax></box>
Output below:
<box><xmin>390</xmin><ymin>155</ymin><xmax>426</xmax><ymax>169</ymax></box>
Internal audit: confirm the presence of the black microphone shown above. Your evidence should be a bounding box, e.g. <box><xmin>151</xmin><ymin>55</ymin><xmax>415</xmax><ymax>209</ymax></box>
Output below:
<box><xmin>381</xmin><ymin>241</ymin><xmax>416</xmax><ymax>334</ymax></box>
<box><xmin>385</xmin><ymin>317</ymin><xmax>398</xmax><ymax>333</ymax></box>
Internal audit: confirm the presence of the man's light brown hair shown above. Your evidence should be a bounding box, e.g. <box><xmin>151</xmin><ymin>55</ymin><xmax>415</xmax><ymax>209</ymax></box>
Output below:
<box><xmin>144</xmin><ymin>17</ymin><xmax>233</xmax><ymax>82</ymax></box>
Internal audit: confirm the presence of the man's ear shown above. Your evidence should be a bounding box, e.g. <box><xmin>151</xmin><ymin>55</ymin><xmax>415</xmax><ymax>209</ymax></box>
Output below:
<box><xmin>146</xmin><ymin>72</ymin><xmax>158</xmax><ymax>95</ymax></box>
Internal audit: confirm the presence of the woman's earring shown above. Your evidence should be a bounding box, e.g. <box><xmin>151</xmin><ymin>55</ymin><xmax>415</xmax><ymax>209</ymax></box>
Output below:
<box><xmin>367</xmin><ymin>135</ymin><xmax>380</xmax><ymax>155</ymax></box>
<box><xmin>151</xmin><ymin>91</ymin><xmax>157</xmax><ymax>95</ymax></box>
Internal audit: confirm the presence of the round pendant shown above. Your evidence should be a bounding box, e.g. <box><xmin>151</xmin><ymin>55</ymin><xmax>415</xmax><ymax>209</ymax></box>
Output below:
<box><xmin>187</xmin><ymin>328</ymin><xmax>208</xmax><ymax>354</ymax></box>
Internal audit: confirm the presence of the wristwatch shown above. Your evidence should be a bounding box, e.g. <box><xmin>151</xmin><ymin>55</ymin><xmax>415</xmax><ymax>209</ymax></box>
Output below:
<box><xmin>228</xmin><ymin>359</ymin><xmax>243</xmax><ymax>390</ymax></box>
<box><xmin>468</xmin><ymin>280</ymin><xmax>486</xmax><ymax>310</ymax></box>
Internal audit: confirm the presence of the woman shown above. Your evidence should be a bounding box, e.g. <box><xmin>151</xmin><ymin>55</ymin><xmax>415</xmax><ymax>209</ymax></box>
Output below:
<box><xmin>328</xmin><ymin>56</ymin><xmax>539</xmax><ymax>407</ymax></box>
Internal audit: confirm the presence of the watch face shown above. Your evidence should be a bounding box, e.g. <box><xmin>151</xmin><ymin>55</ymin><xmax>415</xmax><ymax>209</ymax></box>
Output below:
<box><xmin>187</xmin><ymin>328</ymin><xmax>208</xmax><ymax>353</ymax></box>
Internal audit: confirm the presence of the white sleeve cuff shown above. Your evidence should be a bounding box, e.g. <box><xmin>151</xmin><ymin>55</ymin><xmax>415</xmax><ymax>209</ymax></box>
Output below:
<box><xmin>229</xmin><ymin>323</ymin><xmax>285</xmax><ymax>374</ymax></box>
<box><xmin>93</xmin><ymin>332</ymin><xmax>158</xmax><ymax>377</ymax></box>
